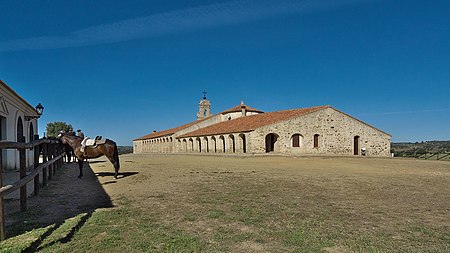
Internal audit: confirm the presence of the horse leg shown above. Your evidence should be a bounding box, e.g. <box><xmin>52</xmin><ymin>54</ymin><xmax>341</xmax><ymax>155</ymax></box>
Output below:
<box><xmin>106</xmin><ymin>157</ymin><xmax>119</xmax><ymax>179</ymax></box>
<box><xmin>78</xmin><ymin>158</ymin><xmax>84</xmax><ymax>178</ymax></box>
<box><xmin>106</xmin><ymin>155</ymin><xmax>120</xmax><ymax>179</ymax></box>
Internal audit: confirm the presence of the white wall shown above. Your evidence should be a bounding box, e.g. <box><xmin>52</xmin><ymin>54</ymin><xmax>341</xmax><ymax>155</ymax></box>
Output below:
<box><xmin>0</xmin><ymin>82</ymin><xmax>39</xmax><ymax>170</ymax></box>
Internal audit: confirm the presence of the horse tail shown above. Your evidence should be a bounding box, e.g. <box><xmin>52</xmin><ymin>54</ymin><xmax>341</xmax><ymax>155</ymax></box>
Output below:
<box><xmin>113</xmin><ymin>143</ymin><xmax>120</xmax><ymax>170</ymax></box>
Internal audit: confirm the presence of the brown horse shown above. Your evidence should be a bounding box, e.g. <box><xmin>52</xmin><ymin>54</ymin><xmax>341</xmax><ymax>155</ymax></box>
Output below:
<box><xmin>58</xmin><ymin>133</ymin><xmax>120</xmax><ymax>179</ymax></box>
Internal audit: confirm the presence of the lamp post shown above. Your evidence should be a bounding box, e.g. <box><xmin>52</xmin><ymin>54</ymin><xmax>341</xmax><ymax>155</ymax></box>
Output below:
<box><xmin>25</xmin><ymin>103</ymin><xmax>44</xmax><ymax>121</ymax></box>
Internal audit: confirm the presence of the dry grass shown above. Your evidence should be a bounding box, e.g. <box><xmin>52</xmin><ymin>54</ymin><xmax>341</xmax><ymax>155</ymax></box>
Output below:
<box><xmin>2</xmin><ymin>154</ymin><xmax>449</xmax><ymax>252</ymax></box>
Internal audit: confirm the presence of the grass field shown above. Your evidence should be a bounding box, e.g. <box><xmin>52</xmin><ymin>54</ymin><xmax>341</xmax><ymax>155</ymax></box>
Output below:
<box><xmin>1</xmin><ymin>154</ymin><xmax>449</xmax><ymax>252</ymax></box>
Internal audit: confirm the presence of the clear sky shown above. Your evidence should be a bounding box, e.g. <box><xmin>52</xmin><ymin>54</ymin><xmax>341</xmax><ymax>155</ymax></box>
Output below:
<box><xmin>1</xmin><ymin>0</ymin><xmax>449</xmax><ymax>145</ymax></box>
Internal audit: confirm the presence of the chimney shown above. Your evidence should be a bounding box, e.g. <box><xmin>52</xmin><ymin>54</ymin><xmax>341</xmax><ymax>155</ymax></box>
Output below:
<box><xmin>240</xmin><ymin>100</ymin><xmax>247</xmax><ymax>116</ymax></box>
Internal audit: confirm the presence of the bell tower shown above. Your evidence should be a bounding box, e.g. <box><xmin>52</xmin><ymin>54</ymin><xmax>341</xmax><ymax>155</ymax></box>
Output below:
<box><xmin>197</xmin><ymin>91</ymin><xmax>211</xmax><ymax>120</ymax></box>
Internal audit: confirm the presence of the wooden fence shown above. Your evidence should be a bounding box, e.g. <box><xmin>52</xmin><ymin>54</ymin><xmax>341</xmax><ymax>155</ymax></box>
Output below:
<box><xmin>416</xmin><ymin>152</ymin><xmax>450</xmax><ymax>160</ymax></box>
<box><xmin>0</xmin><ymin>138</ymin><xmax>64</xmax><ymax>241</ymax></box>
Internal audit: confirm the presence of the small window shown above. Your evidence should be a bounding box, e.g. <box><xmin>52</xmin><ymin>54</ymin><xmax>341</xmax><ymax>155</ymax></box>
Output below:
<box><xmin>292</xmin><ymin>134</ymin><xmax>300</xmax><ymax>147</ymax></box>
<box><xmin>313</xmin><ymin>134</ymin><xmax>319</xmax><ymax>148</ymax></box>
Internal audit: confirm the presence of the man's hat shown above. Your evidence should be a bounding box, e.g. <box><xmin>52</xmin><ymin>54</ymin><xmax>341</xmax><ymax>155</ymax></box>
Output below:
<box><xmin>77</xmin><ymin>129</ymin><xmax>81</xmax><ymax>132</ymax></box>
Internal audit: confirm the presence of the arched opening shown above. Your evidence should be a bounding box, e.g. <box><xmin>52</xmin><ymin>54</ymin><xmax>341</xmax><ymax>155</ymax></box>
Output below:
<box><xmin>196</xmin><ymin>137</ymin><xmax>202</xmax><ymax>152</ymax></box>
<box><xmin>183</xmin><ymin>139</ymin><xmax>187</xmax><ymax>152</ymax></box>
<box><xmin>189</xmin><ymin>138</ymin><xmax>194</xmax><ymax>152</ymax></box>
<box><xmin>17</xmin><ymin>116</ymin><xmax>24</xmax><ymax>143</ymax></box>
<box><xmin>219</xmin><ymin>135</ymin><xmax>225</xmax><ymax>153</ymax></box>
<box><xmin>265</xmin><ymin>133</ymin><xmax>278</xmax><ymax>153</ymax></box>
<box><xmin>313</xmin><ymin>134</ymin><xmax>320</xmax><ymax>148</ymax></box>
<box><xmin>211</xmin><ymin>136</ymin><xmax>217</xmax><ymax>153</ymax></box>
<box><xmin>228</xmin><ymin>134</ymin><xmax>235</xmax><ymax>153</ymax></box>
<box><xmin>291</xmin><ymin>134</ymin><xmax>303</xmax><ymax>147</ymax></box>
<box><xmin>204</xmin><ymin>137</ymin><xmax>209</xmax><ymax>152</ymax></box>
<box><xmin>29</xmin><ymin>122</ymin><xmax>34</xmax><ymax>142</ymax></box>
<box><xmin>354</xmin><ymin>136</ymin><xmax>360</xmax><ymax>155</ymax></box>
<box><xmin>239</xmin><ymin>134</ymin><xmax>246</xmax><ymax>153</ymax></box>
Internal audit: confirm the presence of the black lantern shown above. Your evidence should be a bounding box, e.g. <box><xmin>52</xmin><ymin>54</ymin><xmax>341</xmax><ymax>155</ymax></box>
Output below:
<box><xmin>25</xmin><ymin>103</ymin><xmax>44</xmax><ymax>121</ymax></box>
<box><xmin>35</xmin><ymin>103</ymin><xmax>44</xmax><ymax>116</ymax></box>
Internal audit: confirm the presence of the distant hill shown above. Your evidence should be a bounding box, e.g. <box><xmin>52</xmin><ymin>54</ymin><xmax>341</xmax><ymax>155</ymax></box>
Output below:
<box><xmin>118</xmin><ymin>146</ymin><xmax>133</xmax><ymax>155</ymax></box>
<box><xmin>391</xmin><ymin>141</ymin><xmax>450</xmax><ymax>157</ymax></box>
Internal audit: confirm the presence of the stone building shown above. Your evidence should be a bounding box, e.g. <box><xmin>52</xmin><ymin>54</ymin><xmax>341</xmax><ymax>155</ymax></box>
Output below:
<box><xmin>133</xmin><ymin>96</ymin><xmax>391</xmax><ymax>157</ymax></box>
<box><xmin>0</xmin><ymin>80</ymin><xmax>41</xmax><ymax>170</ymax></box>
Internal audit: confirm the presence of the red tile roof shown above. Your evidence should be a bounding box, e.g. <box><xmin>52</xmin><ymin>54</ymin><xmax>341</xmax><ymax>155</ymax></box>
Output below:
<box><xmin>178</xmin><ymin>105</ymin><xmax>330</xmax><ymax>138</ymax></box>
<box><xmin>220</xmin><ymin>104</ymin><xmax>264</xmax><ymax>114</ymax></box>
<box><xmin>133</xmin><ymin>103</ymin><xmax>265</xmax><ymax>141</ymax></box>
<box><xmin>133</xmin><ymin>115</ymin><xmax>213</xmax><ymax>141</ymax></box>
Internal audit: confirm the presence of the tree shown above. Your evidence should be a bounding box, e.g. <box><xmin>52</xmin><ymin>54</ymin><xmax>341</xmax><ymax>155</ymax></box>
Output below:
<box><xmin>46</xmin><ymin>122</ymin><xmax>72</xmax><ymax>137</ymax></box>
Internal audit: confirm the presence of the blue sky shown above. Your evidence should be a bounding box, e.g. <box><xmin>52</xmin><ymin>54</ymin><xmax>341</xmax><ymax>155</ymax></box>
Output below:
<box><xmin>1</xmin><ymin>0</ymin><xmax>449</xmax><ymax>145</ymax></box>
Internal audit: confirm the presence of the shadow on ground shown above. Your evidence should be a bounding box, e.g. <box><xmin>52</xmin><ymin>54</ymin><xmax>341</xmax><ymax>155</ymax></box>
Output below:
<box><xmin>87</xmin><ymin>160</ymin><xmax>106</xmax><ymax>164</ymax></box>
<box><xmin>3</xmin><ymin>162</ymin><xmax>115</xmax><ymax>249</ymax></box>
<box><xmin>95</xmin><ymin>171</ymin><xmax>138</xmax><ymax>178</ymax></box>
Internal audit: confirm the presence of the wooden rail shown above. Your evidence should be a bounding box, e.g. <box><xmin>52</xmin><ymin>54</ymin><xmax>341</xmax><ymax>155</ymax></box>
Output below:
<box><xmin>417</xmin><ymin>152</ymin><xmax>450</xmax><ymax>160</ymax></box>
<box><xmin>0</xmin><ymin>138</ymin><xmax>64</xmax><ymax>241</ymax></box>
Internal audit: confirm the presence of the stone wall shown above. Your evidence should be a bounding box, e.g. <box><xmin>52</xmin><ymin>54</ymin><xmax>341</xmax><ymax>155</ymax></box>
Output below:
<box><xmin>247</xmin><ymin>107</ymin><xmax>391</xmax><ymax>156</ymax></box>
<box><xmin>134</xmin><ymin>107</ymin><xmax>391</xmax><ymax>157</ymax></box>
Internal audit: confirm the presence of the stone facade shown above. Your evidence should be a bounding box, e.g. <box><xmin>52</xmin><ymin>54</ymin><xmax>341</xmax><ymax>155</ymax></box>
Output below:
<box><xmin>246</xmin><ymin>107</ymin><xmax>390</xmax><ymax>156</ymax></box>
<box><xmin>196</xmin><ymin>97</ymin><xmax>211</xmax><ymax>120</ymax></box>
<box><xmin>134</xmin><ymin>101</ymin><xmax>391</xmax><ymax>157</ymax></box>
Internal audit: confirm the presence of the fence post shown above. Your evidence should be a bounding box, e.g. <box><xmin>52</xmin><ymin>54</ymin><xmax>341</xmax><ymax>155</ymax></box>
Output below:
<box><xmin>19</xmin><ymin>149</ymin><xmax>27</xmax><ymax>212</ymax></box>
<box><xmin>48</xmin><ymin>144</ymin><xmax>53</xmax><ymax>180</ymax></box>
<box><xmin>42</xmin><ymin>143</ymin><xmax>48</xmax><ymax>186</ymax></box>
<box><xmin>0</xmin><ymin>150</ymin><xmax>5</xmax><ymax>241</ymax></box>
<box><xmin>52</xmin><ymin>143</ymin><xmax>58</xmax><ymax>175</ymax></box>
<box><xmin>59</xmin><ymin>144</ymin><xmax>62</xmax><ymax>167</ymax></box>
<box><xmin>59</xmin><ymin>144</ymin><xmax>63</xmax><ymax>168</ymax></box>
<box><xmin>34</xmin><ymin>144</ymin><xmax>40</xmax><ymax>196</ymax></box>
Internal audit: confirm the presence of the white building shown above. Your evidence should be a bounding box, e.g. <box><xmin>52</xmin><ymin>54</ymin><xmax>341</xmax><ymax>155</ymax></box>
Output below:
<box><xmin>0</xmin><ymin>80</ymin><xmax>41</xmax><ymax>171</ymax></box>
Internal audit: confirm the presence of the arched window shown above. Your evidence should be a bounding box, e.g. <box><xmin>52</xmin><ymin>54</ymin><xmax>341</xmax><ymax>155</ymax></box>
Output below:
<box><xmin>17</xmin><ymin>116</ymin><xmax>24</xmax><ymax>143</ymax></box>
<box><xmin>292</xmin><ymin>134</ymin><xmax>303</xmax><ymax>147</ymax></box>
<box><xmin>313</xmin><ymin>134</ymin><xmax>320</xmax><ymax>148</ymax></box>
<box><xmin>29</xmin><ymin>122</ymin><xmax>34</xmax><ymax>142</ymax></box>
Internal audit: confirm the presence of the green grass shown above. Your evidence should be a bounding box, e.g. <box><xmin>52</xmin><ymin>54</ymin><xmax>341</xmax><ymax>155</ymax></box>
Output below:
<box><xmin>38</xmin><ymin>213</ymin><xmax>89</xmax><ymax>250</ymax></box>
<box><xmin>36</xmin><ymin>206</ymin><xmax>205</xmax><ymax>253</ymax></box>
<box><xmin>0</xmin><ymin>224</ymin><xmax>55</xmax><ymax>252</ymax></box>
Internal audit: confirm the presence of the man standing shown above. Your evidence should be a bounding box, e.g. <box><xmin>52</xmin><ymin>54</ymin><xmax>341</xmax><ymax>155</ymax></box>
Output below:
<box><xmin>67</xmin><ymin>128</ymin><xmax>75</xmax><ymax>136</ymax></box>
<box><xmin>77</xmin><ymin>129</ymin><xmax>85</xmax><ymax>139</ymax></box>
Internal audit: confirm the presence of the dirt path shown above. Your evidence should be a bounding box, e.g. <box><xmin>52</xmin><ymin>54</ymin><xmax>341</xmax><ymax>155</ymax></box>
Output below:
<box><xmin>5</xmin><ymin>161</ymin><xmax>113</xmax><ymax>236</ymax></box>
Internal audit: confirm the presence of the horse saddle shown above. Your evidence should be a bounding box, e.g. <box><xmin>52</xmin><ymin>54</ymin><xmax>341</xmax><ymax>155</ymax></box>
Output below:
<box><xmin>81</xmin><ymin>136</ymin><xmax>107</xmax><ymax>152</ymax></box>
